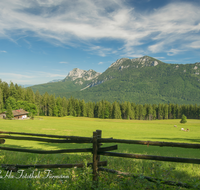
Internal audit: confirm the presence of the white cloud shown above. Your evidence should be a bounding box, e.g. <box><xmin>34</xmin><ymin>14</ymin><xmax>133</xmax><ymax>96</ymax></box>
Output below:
<box><xmin>0</xmin><ymin>73</ymin><xmax>33</xmax><ymax>78</ymax></box>
<box><xmin>167</xmin><ymin>49</ymin><xmax>183</xmax><ymax>56</ymax></box>
<box><xmin>188</xmin><ymin>41</ymin><xmax>200</xmax><ymax>49</ymax></box>
<box><xmin>154</xmin><ymin>57</ymin><xmax>165</xmax><ymax>59</ymax></box>
<box><xmin>0</xmin><ymin>0</ymin><xmax>200</xmax><ymax>56</ymax></box>
<box><xmin>98</xmin><ymin>62</ymin><xmax>103</xmax><ymax>65</ymax></box>
<box><xmin>0</xmin><ymin>50</ymin><xmax>7</xmax><ymax>53</ymax></box>
<box><xmin>86</xmin><ymin>45</ymin><xmax>113</xmax><ymax>57</ymax></box>
<box><xmin>161</xmin><ymin>59</ymin><xmax>180</xmax><ymax>63</ymax></box>
<box><xmin>0</xmin><ymin>71</ymin><xmax>66</xmax><ymax>84</ymax></box>
<box><xmin>59</xmin><ymin>61</ymin><xmax>68</xmax><ymax>64</ymax></box>
<box><xmin>35</xmin><ymin>71</ymin><xmax>66</xmax><ymax>78</ymax></box>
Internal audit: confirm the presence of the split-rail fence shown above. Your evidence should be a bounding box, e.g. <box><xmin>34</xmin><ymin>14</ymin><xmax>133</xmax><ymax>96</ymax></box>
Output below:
<box><xmin>0</xmin><ymin>130</ymin><xmax>200</xmax><ymax>189</ymax></box>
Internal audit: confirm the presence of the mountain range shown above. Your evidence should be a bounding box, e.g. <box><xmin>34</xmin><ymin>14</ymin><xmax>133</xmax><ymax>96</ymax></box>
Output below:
<box><xmin>30</xmin><ymin>56</ymin><xmax>200</xmax><ymax>104</ymax></box>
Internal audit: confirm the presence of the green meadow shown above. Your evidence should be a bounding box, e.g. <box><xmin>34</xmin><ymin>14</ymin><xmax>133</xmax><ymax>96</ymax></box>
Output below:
<box><xmin>0</xmin><ymin>117</ymin><xmax>200</xmax><ymax>189</ymax></box>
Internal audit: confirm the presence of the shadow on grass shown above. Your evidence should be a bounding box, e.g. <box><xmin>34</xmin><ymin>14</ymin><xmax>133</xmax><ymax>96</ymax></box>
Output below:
<box><xmin>101</xmin><ymin>156</ymin><xmax>200</xmax><ymax>189</ymax></box>
<box><xmin>154</xmin><ymin>137</ymin><xmax>200</xmax><ymax>144</ymax></box>
<box><xmin>0</xmin><ymin>143</ymin><xmax>93</xmax><ymax>165</ymax></box>
<box><xmin>0</xmin><ymin>144</ymin><xmax>200</xmax><ymax>189</ymax></box>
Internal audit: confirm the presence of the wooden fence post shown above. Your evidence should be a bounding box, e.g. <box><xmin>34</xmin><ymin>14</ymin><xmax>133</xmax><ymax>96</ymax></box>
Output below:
<box><xmin>0</xmin><ymin>139</ymin><xmax>5</xmax><ymax>144</ymax></box>
<box><xmin>96</xmin><ymin>130</ymin><xmax>102</xmax><ymax>163</ymax></box>
<box><xmin>93</xmin><ymin>131</ymin><xmax>98</xmax><ymax>182</ymax></box>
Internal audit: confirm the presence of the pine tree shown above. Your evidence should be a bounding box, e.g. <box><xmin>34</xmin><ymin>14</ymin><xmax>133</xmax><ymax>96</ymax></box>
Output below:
<box><xmin>87</xmin><ymin>102</ymin><xmax>94</xmax><ymax>118</ymax></box>
<box><xmin>48</xmin><ymin>107</ymin><xmax>53</xmax><ymax>116</ymax></box>
<box><xmin>5</xmin><ymin>97</ymin><xmax>17</xmax><ymax>110</ymax></box>
<box><xmin>138</xmin><ymin>104</ymin><xmax>144</xmax><ymax>120</ymax></box>
<box><xmin>68</xmin><ymin>97</ymin><xmax>74</xmax><ymax>116</ymax></box>
<box><xmin>98</xmin><ymin>101</ymin><xmax>103</xmax><ymax>118</ymax></box>
<box><xmin>143</xmin><ymin>104</ymin><xmax>147</xmax><ymax>120</ymax></box>
<box><xmin>168</xmin><ymin>103</ymin><xmax>173</xmax><ymax>119</ymax></box>
<box><xmin>157</xmin><ymin>103</ymin><xmax>163</xmax><ymax>119</ymax></box>
<box><xmin>35</xmin><ymin>90</ymin><xmax>41</xmax><ymax>116</ymax></box>
<box><xmin>53</xmin><ymin>106</ymin><xmax>59</xmax><ymax>116</ymax></box>
<box><xmin>41</xmin><ymin>92</ymin><xmax>49</xmax><ymax>116</ymax></box>
<box><xmin>74</xmin><ymin>99</ymin><xmax>81</xmax><ymax>117</ymax></box>
<box><xmin>104</xmin><ymin>104</ymin><xmax>110</xmax><ymax>119</ymax></box>
<box><xmin>59</xmin><ymin>107</ymin><xmax>64</xmax><ymax>117</ymax></box>
<box><xmin>6</xmin><ymin>103</ymin><xmax>13</xmax><ymax>119</ymax></box>
<box><xmin>0</xmin><ymin>88</ymin><xmax>3</xmax><ymax>112</ymax></box>
<box><xmin>62</xmin><ymin>97</ymin><xmax>68</xmax><ymax>116</ymax></box>
<box><xmin>163</xmin><ymin>104</ymin><xmax>168</xmax><ymax>119</ymax></box>
<box><xmin>9</xmin><ymin>81</ymin><xmax>18</xmax><ymax>99</ymax></box>
<box><xmin>16</xmin><ymin>86</ymin><xmax>25</xmax><ymax>101</ymax></box>
<box><xmin>172</xmin><ymin>104</ymin><xmax>176</xmax><ymax>119</ymax></box>
<box><xmin>2</xmin><ymin>82</ymin><xmax>9</xmax><ymax>104</ymax></box>
<box><xmin>14</xmin><ymin>83</ymin><xmax>21</xmax><ymax>101</ymax></box>
<box><xmin>198</xmin><ymin>105</ymin><xmax>200</xmax><ymax>119</ymax></box>
<box><xmin>56</xmin><ymin>96</ymin><xmax>62</xmax><ymax>117</ymax></box>
<box><xmin>25</xmin><ymin>88</ymin><xmax>35</xmax><ymax>103</ymax></box>
<box><xmin>131</xmin><ymin>103</ymin><xmax>136</xmax><ymax>120</ymax></box>
<box><xmin>120</xmin><ymin>102</ymin><xmax>127</xmax><ymax>119</ymax></box>
<box><xmin>126</xmin><ymin>102</ymin><xmax>132</xmax><ymax>120</ymax></box>
<box><xmin>112</xmin><ymin>101</ymin><xmax>121</xmax><ymax>119</ymax></box>
<box><xmin>152</xmin><ymin>104</ymin><xmax>157</xmax><ymax>119</ymax></box>
<box><xmin>175</xmin><ymin>104</ymin><xmax>180</xmax><ymax>119</ymax></box>
<box><xmin>194</xmin><ymin>104</ymin><xmax>198</xmax><ymax>119</ymax></box>
<box><xmin>80</xmin><ymin>99</ymin><xmax>87</xmax><ymax>117</ymax></box>
<box><xmin>147</xmin><ymin>104</ymin><xmax>153</xmax><ymax>120</ymax></box>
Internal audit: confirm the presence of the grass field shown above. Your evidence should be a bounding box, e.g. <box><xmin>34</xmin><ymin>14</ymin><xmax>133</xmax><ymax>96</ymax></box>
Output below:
<box><xmin>0</xmin><ymin>117</ymin><xmax>200</xmax><ymax>189</ymax></box>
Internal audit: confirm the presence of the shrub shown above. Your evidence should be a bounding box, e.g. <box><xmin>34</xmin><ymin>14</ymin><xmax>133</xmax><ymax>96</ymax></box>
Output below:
<box><xmin>180</xmin><ymin>114</ymin><xmax>187</xmax><ymax>123</ymax></box>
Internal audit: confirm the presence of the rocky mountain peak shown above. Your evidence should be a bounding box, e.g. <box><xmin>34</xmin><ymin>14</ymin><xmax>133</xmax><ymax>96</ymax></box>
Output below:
<box><xmin>109</xmin><ymin>58</ymin><xmax>129</xmax><ymax>68</ymax></box>
<box><xmin>131</xmin><ymin>56</ymin><xmax>159</xmax><ymax>66</ymax></box>
<box><xmin>65</xmin><ymin>68</ymin><xmax>101</xmax><ymax>81</ymax></box>
<box><xmin>109</xmin><ymin>56</ymin><xmax>159</xmax><ymax>70</ymax></box>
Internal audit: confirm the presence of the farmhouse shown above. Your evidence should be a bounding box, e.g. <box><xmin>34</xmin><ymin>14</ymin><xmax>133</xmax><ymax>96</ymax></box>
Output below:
<box><xmin>12</xmin><ymin>109</ymin><xmax>29</xmax><ymax>119</ymax></box>
<box><xmin>0</xmin><ymin>109</ymin><xmax>29</xmax><ymax>119</ymax></box>
<box><xmin>0</xmin><ymin>113</ymin><xmax>6</xmax><ymax>119</ymax></box>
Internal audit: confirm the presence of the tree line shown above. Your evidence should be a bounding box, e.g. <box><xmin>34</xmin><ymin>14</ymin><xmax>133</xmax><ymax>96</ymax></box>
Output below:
<box><xmin>0</xmin><ymin>80</ymin><xmax>200</xmax><ymax>120</ymax></box>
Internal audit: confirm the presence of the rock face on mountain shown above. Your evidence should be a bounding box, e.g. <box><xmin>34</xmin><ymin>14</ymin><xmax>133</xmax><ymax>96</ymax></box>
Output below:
<box><xmin>131</xmin><ymin>56</ymin><xmax>159</xmax><ymax>66</ymax></box>
<box><xmin>64</xmin><ymin>68</ymin><xmax>101</xmax><ymax>81</ymax></box>
<box><xmin>109</xmin><ymin>56</ymin><xmax>161</xmax><ymax>70</ymax></box>
<box><xmin>109</xmin><ymin>58</ymin><xmax>130</xmax><ymax>68</ymax></box>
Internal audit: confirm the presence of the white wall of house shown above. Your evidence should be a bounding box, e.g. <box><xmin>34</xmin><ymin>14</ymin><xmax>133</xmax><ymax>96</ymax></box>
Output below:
<box><xmin>22</xmin><ymin>115</ymin><xmax>27</xmax><ymax>119</ymax></box>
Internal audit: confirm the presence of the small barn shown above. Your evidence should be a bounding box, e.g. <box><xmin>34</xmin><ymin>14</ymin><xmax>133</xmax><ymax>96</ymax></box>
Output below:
<box><xmin>0</xmin><ymin>113</ymin><xmax>6</xmax><ymax>119</ymax></box>
<box><xmin>12</xmin><ymin>109</ymin><xmax>29</xmax><ymax>119</ymax></box>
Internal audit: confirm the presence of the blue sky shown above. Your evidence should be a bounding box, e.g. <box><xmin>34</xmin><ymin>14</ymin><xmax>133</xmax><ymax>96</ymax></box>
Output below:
<box><xmin>0</xmin><ymin>0</ymin><xmax>200</xmax><ymax>85</ymax></box>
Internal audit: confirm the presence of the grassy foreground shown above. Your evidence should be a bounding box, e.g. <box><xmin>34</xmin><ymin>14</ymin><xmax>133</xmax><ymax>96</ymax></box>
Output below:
<box><xmin>0</xmin><ymin>117</ymin><xmax>200</xmax><ymax>189</ymax></box>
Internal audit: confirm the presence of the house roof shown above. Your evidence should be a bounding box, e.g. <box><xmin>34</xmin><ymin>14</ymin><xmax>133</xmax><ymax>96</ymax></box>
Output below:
<box><xmin>12</xmin><ymin>109</ymin><xmax>29</xmax><ymax>116</ymax></box>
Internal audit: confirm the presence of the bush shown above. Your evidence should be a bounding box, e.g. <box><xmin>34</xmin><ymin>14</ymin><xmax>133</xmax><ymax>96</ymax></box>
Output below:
<box><xmin>180</xmin><ymin>114</ymin><xmax>187</xmax><ymax>123</ymax></box>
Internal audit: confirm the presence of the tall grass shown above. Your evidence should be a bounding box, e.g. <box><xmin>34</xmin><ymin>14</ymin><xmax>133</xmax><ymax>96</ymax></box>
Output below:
<box><xmin>0</xmin><ymin>117</ymin><xmax>200</xmax><ymax>189</ymax></box>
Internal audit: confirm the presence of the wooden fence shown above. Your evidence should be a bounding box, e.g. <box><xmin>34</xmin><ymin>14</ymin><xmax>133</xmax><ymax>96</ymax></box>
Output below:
<box><xmin>0</xmin><ymin>130</ymin><xmax>200</xmax><ymax>188</ymax></box>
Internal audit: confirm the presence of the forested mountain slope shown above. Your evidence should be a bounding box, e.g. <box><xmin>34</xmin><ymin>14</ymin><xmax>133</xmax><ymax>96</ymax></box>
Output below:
<box><xmin>30</xmin><ymin>56</ymin><xmax>200</xmax><ymax>104</ymax></box>
<box><xmin>31</xmin><ymin>68</ymin><xmax>101</xmax><ymax>94</ymax></box>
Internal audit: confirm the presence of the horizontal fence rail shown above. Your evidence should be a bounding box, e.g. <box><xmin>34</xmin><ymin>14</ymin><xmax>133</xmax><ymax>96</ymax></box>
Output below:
<box><xmin>99</xmin><ymin>151</ymin><xmax>200</xmax><ymax>164</ymax></box>
<box><xmin>99</xmin><ymin>138</ymin><xmax>200</xmax><ymax>149</ymax></box>
<box><xmin>0</xmin><ymin>135</ymin><xmax>92</xmax><ymax>143</ymax></box>
<box><xmin>0</xmin><ymin>146</ymin><xmax>94</xmax><ymax>154</ymax></box>
<box><xmin>0</xmin><ymin>131</ymin><xmax>93</xmax><ymax>140</ymax></box>
<box><xmin>0</xmin><ymin>145</ymin><xmax>117</xmax><ymax>154</ymax></box>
